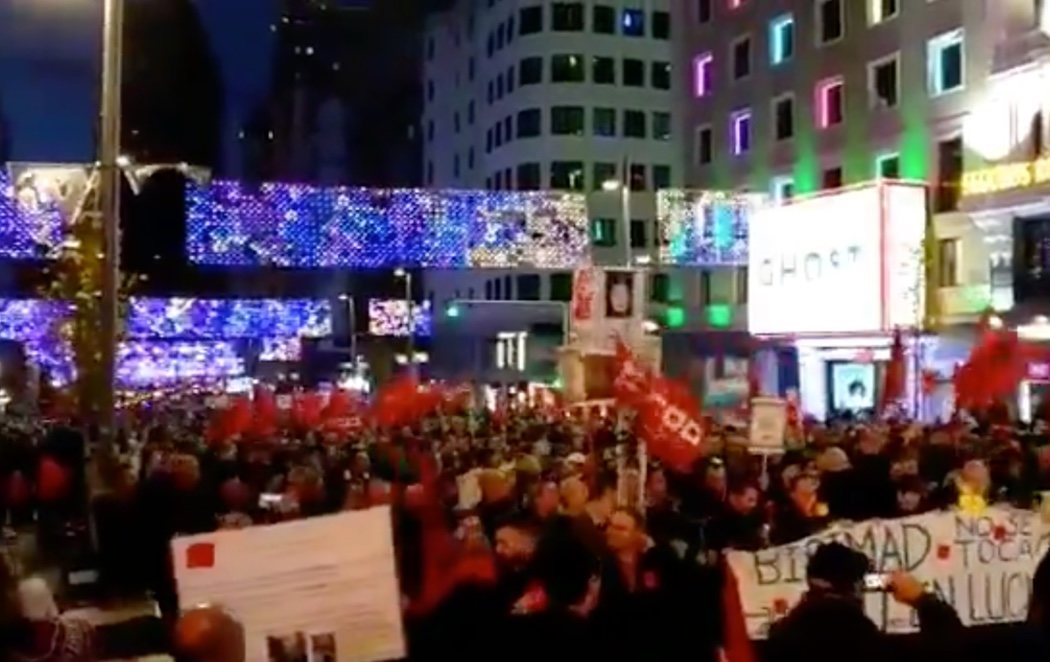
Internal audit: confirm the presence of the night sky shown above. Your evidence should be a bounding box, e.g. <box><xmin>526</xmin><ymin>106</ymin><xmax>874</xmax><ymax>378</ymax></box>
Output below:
<box><xmin>0</xmin><ymin>0</ymin><xmax>279</xmax><ymax>164</ymax></box>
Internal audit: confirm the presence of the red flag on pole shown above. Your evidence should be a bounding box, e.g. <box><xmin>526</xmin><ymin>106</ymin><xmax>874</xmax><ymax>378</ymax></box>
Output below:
<box><xmin>880</xmin><ymin>327</ymin><xmax>906</xmax><ymax>415</ymax></box>
<box><xmin>613</xmin><ymin>339</ymin><xmax>705</xmax><ymax>471</ymax></box>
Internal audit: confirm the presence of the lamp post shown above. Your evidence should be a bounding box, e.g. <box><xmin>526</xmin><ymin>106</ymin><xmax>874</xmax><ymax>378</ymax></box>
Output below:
<box><xmin>394</xmin><ymin>268</ymin><xmax>414</xmax><ymax>376</ymax></box>
<box><xmin>337</xmin><ymin>294</ymin><xmax>357</xmax><ymax>365</ymax></box>
<box><xmin>602</xmin><ymin>156</ymin><xmax>632</xmax><ymax>268</ymax></box>
<box><xmin>98</xmin><ymin>0</ymin><xmax>125</xmax><ymax>449</ymax></box>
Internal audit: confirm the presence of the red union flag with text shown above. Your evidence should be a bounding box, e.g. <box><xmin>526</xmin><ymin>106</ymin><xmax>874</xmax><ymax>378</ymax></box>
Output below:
<box><xmin>613</xmin><ymin>339</ymin><xmax>705</xmax><ymax>471</ymax></box>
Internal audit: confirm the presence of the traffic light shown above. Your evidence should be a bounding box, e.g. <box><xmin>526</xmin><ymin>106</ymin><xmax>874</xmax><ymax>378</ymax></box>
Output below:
<box><xmin>445</xmin><ymin>302</ymin><xmax>461</xmax><ymax>319</ymax></box>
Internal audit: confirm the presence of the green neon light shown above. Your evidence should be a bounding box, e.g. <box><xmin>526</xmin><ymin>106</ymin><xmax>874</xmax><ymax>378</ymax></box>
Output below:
<box><xmin>666</xmin><ymin>306</ymin><xmax>686</xmax><ymax>328</ymax></box>
<box><xmin>706</xmin><ymin>304</ymin><xmax>733</xmax><ymax>328</ymax></box>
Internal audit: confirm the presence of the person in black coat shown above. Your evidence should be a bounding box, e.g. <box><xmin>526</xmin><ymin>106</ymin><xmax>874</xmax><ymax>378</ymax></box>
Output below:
<box><xmin>502</xmin><ymin>537</ymin><xmax>604</xmax><ymax>661</ymax></box>
<box><xmin>766</xmin><ymin>542</ymin><xmax>961</xmax><ymax>662</ymax></box>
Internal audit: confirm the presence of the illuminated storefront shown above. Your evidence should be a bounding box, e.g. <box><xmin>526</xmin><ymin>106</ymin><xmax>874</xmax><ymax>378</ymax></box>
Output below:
<box><xmin>747</xmin><ymin>181</ymin><xmax>929</xmax><ymax>420</ymax></box>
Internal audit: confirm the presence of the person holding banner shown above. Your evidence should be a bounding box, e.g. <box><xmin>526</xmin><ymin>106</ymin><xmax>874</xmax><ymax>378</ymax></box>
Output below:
<box><xmin>765</xmin><ymin>542</ymin><xmax>961</xmax><ymax>662</ymax></box>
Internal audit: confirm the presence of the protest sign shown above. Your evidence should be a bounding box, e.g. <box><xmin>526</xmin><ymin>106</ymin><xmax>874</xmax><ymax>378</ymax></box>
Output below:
<box><xmin>727</xmin><ymin>507</ymin><xmax>1050</xmax><ymax>639</ymax></box>
<box><xmin>172</xmin><ymin>507</ymin><xmax>405</xmax><ymax>662</ymax></box>
<box><xmin>748</xmin><ymin>397</ymin><xmax>786</xmax><ymax>453</ymax></box>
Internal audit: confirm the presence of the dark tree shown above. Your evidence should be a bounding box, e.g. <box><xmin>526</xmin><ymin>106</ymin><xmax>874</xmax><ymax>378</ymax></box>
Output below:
<box><xmin>121</xmin><ymin>0</ymin><xmax>223</xmax><ymax>169</ymax></box>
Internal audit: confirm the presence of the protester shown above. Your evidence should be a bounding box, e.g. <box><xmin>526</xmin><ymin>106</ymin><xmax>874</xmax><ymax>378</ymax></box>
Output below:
<box><xmin>764</xmin><ymin>542</ymin><xmax>962</xmax><ymax>662</ymax></box>
<box><xmin>9</xmin><ymin>381</ymin><xmax>1050</xmax><ymax>661</ymax></box>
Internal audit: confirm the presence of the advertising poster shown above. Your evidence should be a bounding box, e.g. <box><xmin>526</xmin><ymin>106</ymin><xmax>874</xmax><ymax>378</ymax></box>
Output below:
<box><xmin>172</xmin><ymin>508</ymin><xmax>405</xmax><ymax>662</ymax></box>
<box><xmin>728</xmin><ymin>507</ymin><xmax>1050</xmax><ymax>639</ymax></box>
<box><xmin>830</xmin><ymin>362</ymin><xmax>876</xmax><ymax>412</ymax></box>
<box><xmin>570</xmin><ymin>268</ymin><xmax>645</xmax><ymax>354</ymax></box>
<box><xmin>749</xmin><ymin>397</ymin><xmax>787</xmax><ymax>452</ymax></box>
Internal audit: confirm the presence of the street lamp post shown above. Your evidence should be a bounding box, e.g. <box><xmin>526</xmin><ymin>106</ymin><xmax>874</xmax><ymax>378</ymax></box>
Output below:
<box><xmin>602</xmin><ymin>156</ymin><xmax>632</xmax><ymax>268</ymax></box>
<box><xmin>98</xmin><ymin>0</ymin><xmax>125</xmax><ymax>449</ymax></box>
<box><xmin>394</xmin><ymin>269</ymin><xmax>414</xmax><ymax>375</ymax></box>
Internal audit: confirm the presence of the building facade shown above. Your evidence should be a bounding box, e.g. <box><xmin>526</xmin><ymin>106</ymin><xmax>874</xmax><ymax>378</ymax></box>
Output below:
<box><xmin>675</xmin><ymin>0</ymin><xmax>1050</xmax><ymax>418</ymax></box>
<box><xmin>241</xmin><ymin>0</ymin><xmax>423</xmax><ymax>186</ymax></box>
<box><xmin>421</xmin><ymin>0</ymin><xmax>757</xmax><ymax>393</ymax></box>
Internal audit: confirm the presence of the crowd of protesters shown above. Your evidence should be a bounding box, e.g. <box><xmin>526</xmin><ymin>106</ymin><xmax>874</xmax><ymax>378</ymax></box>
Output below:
<box><xmin>2</xmin><ymin>399</ymin><xmax>1050</xmax><ymax>661</ymax></box>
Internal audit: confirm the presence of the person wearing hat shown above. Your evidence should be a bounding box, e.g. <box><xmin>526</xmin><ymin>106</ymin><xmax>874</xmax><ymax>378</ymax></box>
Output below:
<box><xmin>765</xmin><ymin>542</ymin><xmax>960</xmax><ymax>662</ymax></box>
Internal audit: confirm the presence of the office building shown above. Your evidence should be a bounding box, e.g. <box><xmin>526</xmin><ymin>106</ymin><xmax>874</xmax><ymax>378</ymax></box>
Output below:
<box><xmin>243</xmin><ymin>0</ymin><xmax>423</xmax><ymax>186</ymax></box>
<box><xmin>420</xmin><ymin>0</ymin><xmax>753</xmax><ymax>391</ymax></box>
<box><xmin>676</xmin><ymin>0</ymin><xmax>1050</xmax><ymax>418</ymax></box>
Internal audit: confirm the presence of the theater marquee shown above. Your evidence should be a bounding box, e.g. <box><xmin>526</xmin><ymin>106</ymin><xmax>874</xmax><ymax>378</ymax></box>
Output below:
<box><xmin>747</xmin><ymin>182</ymin><xmax>927</xmax><ymax>336</ymax></box>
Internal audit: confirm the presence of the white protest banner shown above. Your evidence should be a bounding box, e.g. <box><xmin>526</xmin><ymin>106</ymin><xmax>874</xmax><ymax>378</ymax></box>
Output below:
<box><xmin>748</xmin><ymin>397</ymin><xmax>786</xmax><ymax>453</ymax></box>
<box><xmin>172</xmin><ymin>507</ymin><xmax>404</xmax><ymax>662</ymax></box>
<box><xmin>727</xmin><ymin>507</ymin><xmax>1050</xmax><ymax>639</ymax></box>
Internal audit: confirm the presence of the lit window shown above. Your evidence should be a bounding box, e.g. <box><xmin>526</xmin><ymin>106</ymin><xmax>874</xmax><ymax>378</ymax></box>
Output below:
<box><xmin>771</xmin><ymin>175</ymin><xmax>794</xmax><ymax>203</ymax></box>
<box><xmin>622</xmin><ymin>9</ymin><xmax>645</xmax><ymax>36</ymax></box>
<box><xmin>875</xmin><ymin>153</ymin><xmax>900</xmax><ymax>179</ymax></box>
<box><xmin>870</xmin><ymin>0</ymin><xmax>899</xmax><ymax>24</ymax></box>
<box><xmin>928</xmin><ymin>29</ymin><xmax>964</xmax><ymax>96</ymax></box>
<box><xmin>817</xmin><ymin>0</ymin><xmax>844</xmax><ymax>44</ymax></box>
<box><xmin>769</xmin><ymin>14</ymin><xmax>794</xmax><ymax>64</ymax></box>
<box><xmin>693</xmin><ymin>52</ymin><xmax>714</xmax><ymax>97</ymax></box>
<box><xmin>816</xmin><ymin>77</ymin><xmax>844</xmax><ymax>128</ymax></box>
<box><xmin>868</xmin><ymin>54</ymin><xmax>899</xmax><ymax>108</ymax></box>
<box><xmin>730</xmin><ymin>109</ymin><xmax>752</xmax><ymax>155</ymax></box>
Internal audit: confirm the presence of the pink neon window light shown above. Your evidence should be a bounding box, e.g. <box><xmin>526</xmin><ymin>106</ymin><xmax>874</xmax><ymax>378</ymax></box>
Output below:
<box><xmin>693</xmin><ymin>53</ymin><xmax>713</xmax><ymax>97</ymax></box>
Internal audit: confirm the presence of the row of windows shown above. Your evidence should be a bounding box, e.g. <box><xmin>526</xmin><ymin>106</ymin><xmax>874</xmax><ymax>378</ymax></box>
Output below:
<box><xmin>694</xmin><ymin>14</ymin><xmax>962</xmax><ymax>100</ymax></box>
<box><xmin>492</xmin><ymin>55</ymin><xmax>671</xmax><ymax>99</ymax></box>
<box><xmin>436</xmin><ymin>4</ymin><xmax>671</xmax><ymax>65</ymax></box>
<box><xmin>480</xmin><ymin>108</ymin><xmax>671</xmax><ymax>149</ymax></box>
<box><xmin>699</xmin><ymin>135</ymin><xmax>965</xmax><ymax>215</ymax></box>
<box><xmin>511</xmin><ymin>4</ymin><xmax>669</xmax><ymax>45</ymax></box>
<box><xmin>693</xmin><ymin>0</ymin><xmax>901</xmax><ymax>35</ymax></box>
<box><xmin>479</xmin><ymin>162</ymin><xmax>672</xmax><ymax>192</ymax></box>
<box><xmin>435</xmin><ymin>269</ymin><xmax>749</xmax><ymax>309</ymax></box>
<box><xmin>427</xmin><ymin>54</ymin><xmax>672</xmax><ymax>107</ymax></box>
<box><xmin>695</xmin><ymin>33</ymin><xmax>962</xmax><ymax>159</ymax></box>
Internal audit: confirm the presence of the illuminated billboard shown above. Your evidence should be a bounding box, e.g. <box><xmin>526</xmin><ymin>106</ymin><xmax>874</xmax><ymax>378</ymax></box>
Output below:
<box><xmin>185</xmin><ymin>181</ymin><xmax>590</xmax><ymax>269</ymax></box>
<box><xmin>747</xmin><ymin>182</ymin><xmax>927</xmax><ymax>336</ymax></box>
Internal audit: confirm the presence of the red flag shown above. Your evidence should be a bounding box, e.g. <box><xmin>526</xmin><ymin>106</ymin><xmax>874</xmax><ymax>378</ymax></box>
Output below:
<box><xmin>370</xmin><ymin>375</ymin><xmax>446</xmax><ymax>428</ymax></box>
<box><xmin>322</xmin><ymin>389</ymin><xmax>364</xmax><ymax>435</ymax></box>
<box><xmin>636</xmin><ymin>373</ymin><xmax>706</xmax><ymax>472</ymax></box>
<box><xmin>228</xmin><ymin>395</ymin><xmax>252</xmax><ymax>438</ymax></box>
<box><xmin>954</xmin><ymin>324</ymin><xmax>1042</xmax><ymax>411</ymax></box>
<box><xmin>612</xmin><ymin>337</ymin><xmax>652</xmax><ymax>408</ymax></box>
<box><xmin>292</xmin><ymin>391</ymin><xmax>323</xmax><ymax>429</ymax></box>
<box><xmin>880</xmin><ymin>328</ymin><xmax>906</xmax><ymax>414</ymax></box>
<box><xmin>613</xmin><ymin>339</ymin><xmax>704</xmax><ymax>471</ymax></box>
<box><xmin>721</xmin><ymin>564</ymin><xmax>756</xmax><ymax>662</ymax></box>
<box><xmin>251</xmin><ymin>386</ymin><xmax>278</xmax><ymax>439</ymax></box>
<box><xmin>323</xmin><ymin>389</ymin><xmax>355</xmax><ymax>420</ymax></box>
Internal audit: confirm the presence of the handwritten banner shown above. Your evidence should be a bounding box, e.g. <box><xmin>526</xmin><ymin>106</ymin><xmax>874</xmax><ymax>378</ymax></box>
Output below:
<box><xmin>727</xmin><ymin>507</ymin><xmax>1050</xmax><ymax>638</ymax></box>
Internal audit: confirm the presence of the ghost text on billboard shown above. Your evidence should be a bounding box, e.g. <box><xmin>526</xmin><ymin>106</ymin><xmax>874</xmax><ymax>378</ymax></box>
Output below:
<box><xmin>757</xmin><ymin>245</ymin><xmax>864</xmax><ymax>288</ymax></box>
